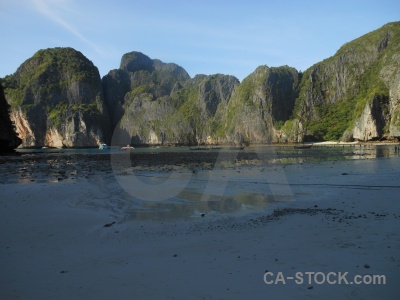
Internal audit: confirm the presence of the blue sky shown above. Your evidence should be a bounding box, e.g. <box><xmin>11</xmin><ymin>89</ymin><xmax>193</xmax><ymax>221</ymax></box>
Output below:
<box><xmin>1</xmin><ymin>0</ymin><xmax>399</xmax><ymax>81</ymax></box>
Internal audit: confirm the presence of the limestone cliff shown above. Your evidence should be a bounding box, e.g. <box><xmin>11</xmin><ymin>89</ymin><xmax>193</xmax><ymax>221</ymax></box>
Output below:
<box><xmin>389</xmin><ymin>75</ymin><xmax>400</xmax><ymax>137</ymax></box>
<box><xmin>289</xmin><ymin>21</ymin><xmax>400</xmax><ymax>142</ymax></box>
<box><xmin>223</xmin><ymin>65</ymin><xmax>301</xmax><ymax>143</ymax></box>
<box><xmin>103</xmin><ymin>51</ymin><xmax>239</xmax><ymax>145</ymax></box>
<box><xmin>103</xmin><ymin>51</ymin><xmax>191</xmax><ymax>145</ymax></box>
<box><xmin>2</xmin><ymin>48</ymin><xmax>110</xmax><ymax>148</ymax></box>
<box><xmin>352</xmin><ymin>94</ymin><xmax>389</xmax><ymax>141</ymax></box>
<box><xmin>2</xmin><ymin>22</ymin><xmax>400</xmax><ymax>147</ymax></box>
<box><xmin>174</xmin><ymin>74</ymin><xmax>239</xmax><ymax>144</ymax></box>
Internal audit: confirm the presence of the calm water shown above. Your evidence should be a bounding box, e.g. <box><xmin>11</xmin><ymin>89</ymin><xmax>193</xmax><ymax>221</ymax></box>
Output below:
<box><xmin>14</xmin><ymin>143</ymin><xmax>400</xmax><ymax>160</ymax></box>
<box><xmin>5</xmin><ymin>144</ymin><xmax>400</xmax><ymax>221</ymax></box>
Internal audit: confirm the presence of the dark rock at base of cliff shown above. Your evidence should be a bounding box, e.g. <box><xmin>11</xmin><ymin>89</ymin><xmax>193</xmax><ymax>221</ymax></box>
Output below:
<box><xmin>0</xmin><ymin>83</ymin><xmax>21</xmax><ymax>152</ymax></box>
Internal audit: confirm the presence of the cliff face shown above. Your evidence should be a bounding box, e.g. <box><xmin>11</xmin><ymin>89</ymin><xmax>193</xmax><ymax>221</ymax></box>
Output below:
<box><xmin>0</xmin><ymin>83</ymin><xmax>21</xmax><ymax>152</ymax></box>
<box><xmin>103</xmin><ymin>51</ymin><xmax>191</xmax><ymax>145</ymax></box>
<box><xmin>389</xmin><ymin>75</ymin><xmax>400</xmax><ymax>137</ymax></box>
<box><xmin>289</xmin><ymin>21</ymin><xmax>400</xmax><ymax>142</ymax></box>
<box><xmin>74</xmin><ymin>22</ymin><xmax>400</xmax><ymax>145</ymax></box>
<box><xmin>103</xmin><ymin>51</ymin><xmax>239</xmax><ymax>145</ymax></box>
<box><xmin>2</xmin><ymin>48</ymin><xmax>110</xmax><ymax>148</ymax></box>
<box><xmin>2</xmin><ymin>22</ymin><xmax>400</xmax><ymax>147</ymax></box>
<box><xmin>223</xmin><ymin>66</ymin><xmax>300</xmax><ymax>143</ymax></box>
<box><xmin>174</xmin><ymin>74</ymin><xmax>239</xmax><ymax>144</ymax></box>
<box><xmin>352</xmin><ymin>94</ymin><xmax>389</xmax><ymax>141</ymax></box>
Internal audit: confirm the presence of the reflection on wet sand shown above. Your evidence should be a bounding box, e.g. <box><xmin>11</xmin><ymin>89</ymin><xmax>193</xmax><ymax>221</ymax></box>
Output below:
<box><xmin>127</xmin><ymin>191</ymin><xmax>281</xmax><ymax>221</ymax></box>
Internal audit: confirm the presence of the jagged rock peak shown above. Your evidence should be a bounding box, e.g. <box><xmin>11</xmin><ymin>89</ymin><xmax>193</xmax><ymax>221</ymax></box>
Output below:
<box><xmin>119</xmin><ymin>51</ymin><xmax>191</xmax><ymax>80</ymax></box>
<box><xmin>120</xmin><ymin>51</ymin><xmax>154</xmax><ymax>73</ymax></box>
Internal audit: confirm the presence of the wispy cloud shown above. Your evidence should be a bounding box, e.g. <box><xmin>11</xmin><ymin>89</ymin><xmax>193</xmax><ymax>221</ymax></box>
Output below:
<box><xmin>31</xmin><ymin>0</ymin><xmax>103</xmax><ymax>54</ymax></box>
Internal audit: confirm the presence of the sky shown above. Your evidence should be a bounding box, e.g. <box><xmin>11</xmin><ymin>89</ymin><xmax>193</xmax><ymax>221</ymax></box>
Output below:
<box><xmin>1</xmin><ymin>0</ymin><xmax>399</xmax><ymax>81</ymax></box>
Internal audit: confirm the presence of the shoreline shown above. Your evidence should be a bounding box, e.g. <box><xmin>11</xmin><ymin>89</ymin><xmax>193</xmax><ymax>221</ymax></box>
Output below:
<box><xmin>2</xmin><ymin>143</ymin><xmax>399</xmax><ymax>183</ymax></box>
<box><xmin>12</xmin><ymin>139</ymin><xmax>400</xmax><ymax>151</ymax></box>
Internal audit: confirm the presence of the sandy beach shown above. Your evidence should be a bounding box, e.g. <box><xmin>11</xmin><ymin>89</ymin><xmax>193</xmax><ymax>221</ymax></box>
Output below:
<box><xmin>0</xmin><ymin>147</ymin><xmax>399</xmax><ymax>299</ymax></box>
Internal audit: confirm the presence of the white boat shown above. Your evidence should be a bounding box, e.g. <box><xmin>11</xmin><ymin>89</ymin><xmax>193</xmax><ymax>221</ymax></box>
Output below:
<box><xmin>121</xmin><ymin>144</ymin><xmax>134</xmax><ymax>151</ymax></box>
<box><xmin>99</xmin><ymin>143</ymin><xmax>108</xmax><ymax>150</ymax></box>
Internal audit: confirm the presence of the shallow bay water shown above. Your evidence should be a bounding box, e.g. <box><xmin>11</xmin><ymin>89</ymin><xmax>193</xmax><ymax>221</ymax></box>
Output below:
<box><xmin>1</xmin><ymin>144</ymin><xmax>400</xmax><ymax>221</ymax></box>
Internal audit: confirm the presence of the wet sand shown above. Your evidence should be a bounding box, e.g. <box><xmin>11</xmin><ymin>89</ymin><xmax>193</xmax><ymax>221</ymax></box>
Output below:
<box><xmin>0</xmin><ymin>148</ymin><xmax>399</xmax><ymax>299</ymax></box>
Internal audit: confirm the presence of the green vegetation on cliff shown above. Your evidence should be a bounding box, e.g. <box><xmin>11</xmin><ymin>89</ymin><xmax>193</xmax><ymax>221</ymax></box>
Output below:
<box><xmin>2</xmin><ymin>22</ymin><xmax>400</xmax><ymax>147</ymax></box>
<box><xmin>224</xmin><ymin>65</ymin><xmax>300</xmax><ymax>143</ymax></box>
<box><xmin>3</xmin><ymin>48</ymin><xmax>100</xmax><ymax>110</ymax></box>
<box><xmin>2</xmin><ymin>47</ymin><xmax>109</xmax><ymax>147</ymax></box>
<box><xmin>291</xmin><ymin>21</ymin><xmax>400</xmax><ymax>141</ymax></box>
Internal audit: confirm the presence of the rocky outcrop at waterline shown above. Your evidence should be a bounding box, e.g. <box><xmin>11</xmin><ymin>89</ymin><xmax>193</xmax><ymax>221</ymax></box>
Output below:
<box><xmin>0</xmin><ymin>83</ymin><xmax>21</xmax><ymax>152</ymax></box>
